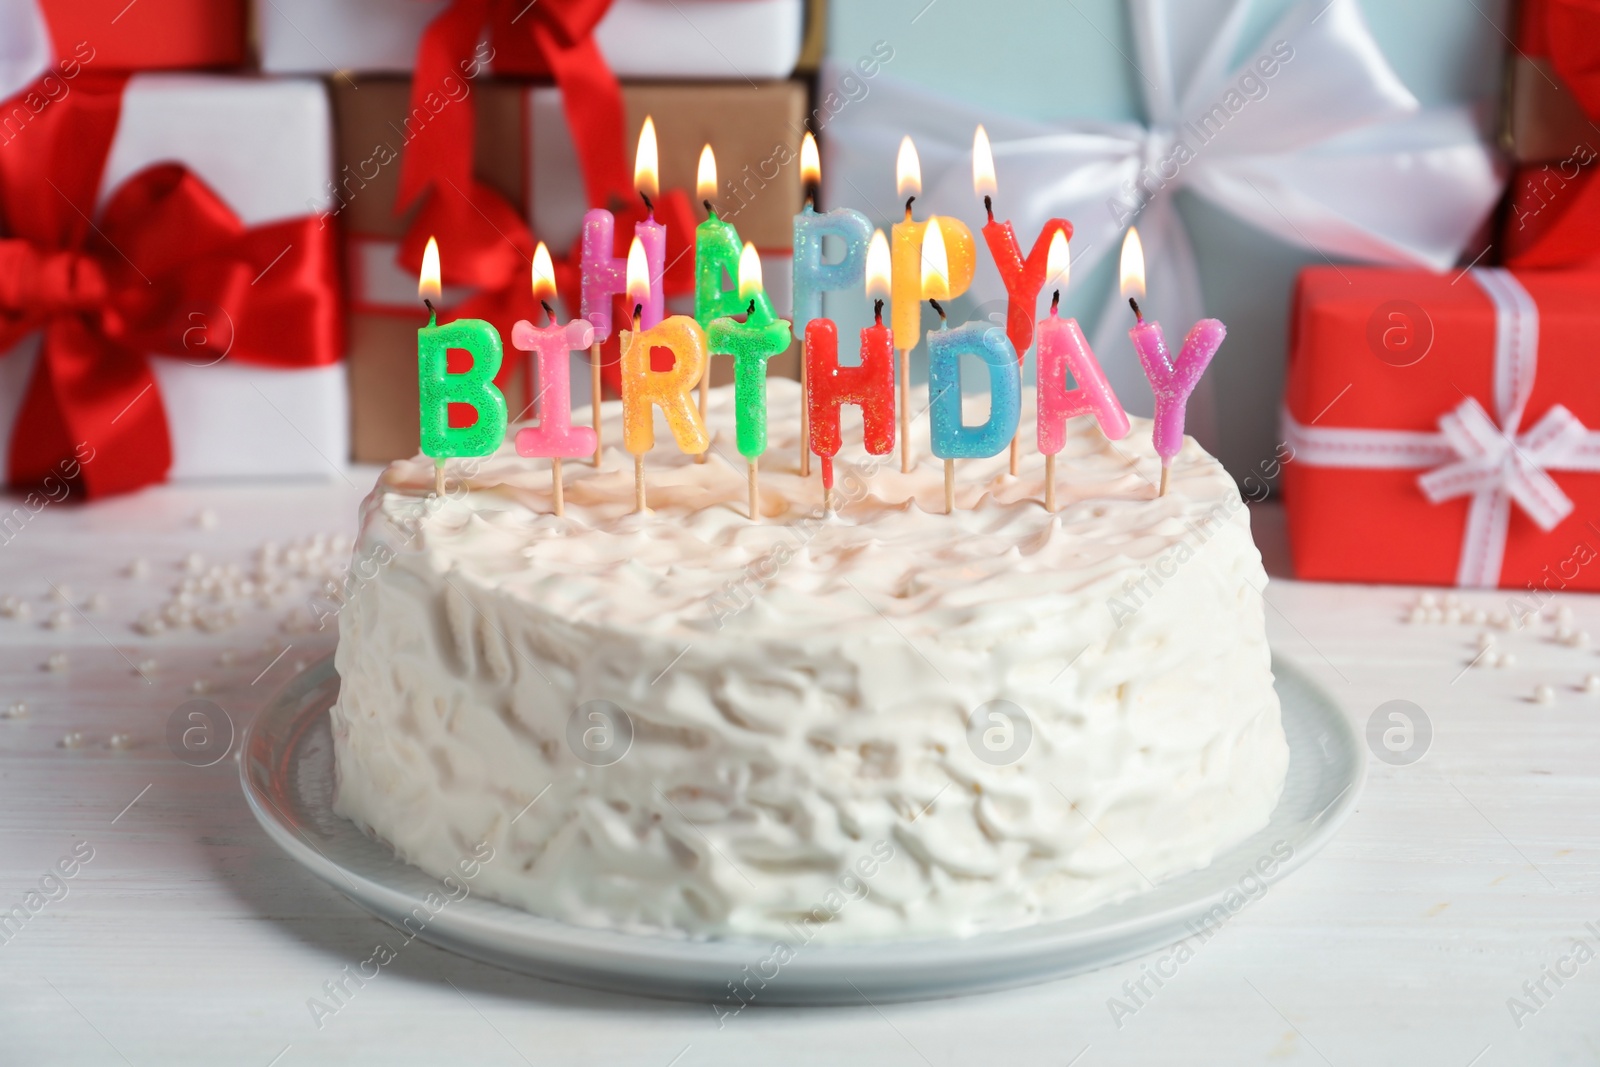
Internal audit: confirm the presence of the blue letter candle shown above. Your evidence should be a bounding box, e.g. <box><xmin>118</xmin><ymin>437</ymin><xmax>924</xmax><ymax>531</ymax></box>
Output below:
<box><xmin>926</xmin><ymin>321</ymin><xmax>1021</xmax><ymax>459</ymax></box>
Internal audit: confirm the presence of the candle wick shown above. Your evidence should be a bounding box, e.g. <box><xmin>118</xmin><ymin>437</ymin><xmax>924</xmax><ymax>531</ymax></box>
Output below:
<box><xmin>632</xmin><ymin>303</ymin><xmax>643</xmax><ymax>331</ymax></box>
<box><xmin>747</xmin><ymin>299</ymin><xmax>756</xmax><ymax>317</ymax></box>
<box><xmin>1051</xmin><ymin>290</ymin><xmax>1060</xmax><ymax>314</ymax></box>
<box><xmin>983</xmin><ymin>194</ymin><xmax>994</xmax><ymax>223</ymax></box>
<box><xmin>423</xmin><ymin>298</ymin><xmax>436</xmax><ymax>316</ymax></box>
<box><xmin>703</xmin><ymin>198</ymin><xmax>716</xmax><ymax>219</ymax></box>
<box><xmin>640</xmin><ymin>191</ymin><xmax>654</xmax><ymax>215</ymax></box>
<box><xmin>1129</xmin><ymin>296</ymin><xmax>1143</xmax><ymax>324</ymax></box>
<box><xmin>929</xmin><ymin>298</ymin><xmax>946</xmax><ymax>324</ymax></box>
<box><xmin>874</xmin><ymin>298</ymin><xmax>884</xmax><ymax>324</ymax></box>
<box><xmin>541</xmin><ymin>300</ymin><xmax>556</xmax><ymax>326</ymax></box>
<box><xmin>903</xmin><ymin>195</ymin><xmax>915</xmax><ymax>220</ymax></box>
<box><xmin>805</xmin><ymin>182</ymin><xmax>819</xmax><ymax>210</ymax></box>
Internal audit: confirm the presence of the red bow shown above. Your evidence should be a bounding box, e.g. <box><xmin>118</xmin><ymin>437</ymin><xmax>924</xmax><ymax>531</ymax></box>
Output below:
<box><xmin>393</xmin><ymin>0</ymin><xmax>696</xmax><ymax>402</ymax></box>
<box><xmin>0</xmin><ymin>73</ymin><xmax>341</xmax><ymax>498</ymax></box>
<box><xmin>1531</xmin><ymin>0</ymin><xmax>1600</xmax><ymax>120</ymax></box>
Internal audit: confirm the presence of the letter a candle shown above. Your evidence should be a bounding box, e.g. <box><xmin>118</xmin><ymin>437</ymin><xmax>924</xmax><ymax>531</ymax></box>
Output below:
<box><xmin>792</xmin><ymin>132</ymin><xmax>872</xmax><ymax>478</ymax></box>
<box><xmin>581</xmin><ymin>117</ymin><xmax>667</xmax><ymax>467</ymax></box>
<box><xmin>1034</xmin><ymin>231</ymin><xmax>1129</xmax><ymax>512</ymax></box>
<box><xmin>620</xmin><ymin>237</ymin><xmax>710</xmax><ymax>514</ymax></box>
<box><xmin>416</xmin><ymin>236</ymin><xmax>508</xmax><ymax>496</ymax></box>
<box><xmin>709</xmin><ymin>244</ymin><xmax>792</xmax><ymax>521</ymax></box>
<box><xmin>512</xmin><ymin>242</ymin><xmax>597</xmax><ymax>517</ymax></box>
<box><xmin>805</xmin><ymin>229</ymin><xmax>896</xmax><ymax>513</ymax></box>
<box><xmin>923</xmin><ymin>221</ymin><xmax>1020</xmax><ymax>514</ymax></box>
<box><xmin>891</xmin><ymin>136</ymin><xmax>976</xmax><ymax>473</ymax></box>
<box><xmin>972</xmin><ymin>124</ymin><xmax>1073</xmax><ymax>476</ymax></box>
<box><xmin>1119</xmin><ymin>227</ymin><xmax>1225</xmax><ymax>497</ymax></box>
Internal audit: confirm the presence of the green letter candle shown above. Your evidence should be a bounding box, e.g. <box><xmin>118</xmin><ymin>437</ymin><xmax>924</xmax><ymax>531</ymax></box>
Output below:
<box><xmin>708</xmin><ymin>243</ymin><xmax>792</xmax><ymax>520</ymax></box>
<box><xmin>417</xmin><ymin>238</ymin><xmax>507</xmax><ymax>491</ymax></box>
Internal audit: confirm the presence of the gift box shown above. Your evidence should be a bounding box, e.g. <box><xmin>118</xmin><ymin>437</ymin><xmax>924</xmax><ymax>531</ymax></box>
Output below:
<box><xmin>257</xmin><ymin>0</ymin><xmax>806</xmax><ymax>80</ymax></box>
<box><xmin>0</xmin><ymin>74</ymin><xmax>344</xmax><ymax>498</ymax></box>
<box><xmin>1502</xmin><ymin>0</ymin><xmax>1600</xmax><ymax>164</ymax></box>
<box><xmin>819</xmin><ymin>0</ymin><xmax>1504</xmax><ymax>481</ymax></box>
<box><xmin>0</xmin><ymin>0</ymin><xmax>246</xmax><ymax>102</ymax></box>
<box><xmin>1281</xmin><ymin>266</ymin><xmax>1600</xmax><ymax>590</ymax></box>
<box><xmin>335</xmin><ymin>77</ymin><xmax>805</xmax><ymax>462</ymax></box>
<box><xmin>1502</xmin><ymin>159</ymin><xmax>1600</xmax><ymax>269</ymax></box>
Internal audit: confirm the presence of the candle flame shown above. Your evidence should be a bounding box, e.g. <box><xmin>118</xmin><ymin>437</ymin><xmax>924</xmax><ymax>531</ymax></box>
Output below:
<box><xmin>865</xmin><ymin>229</ymin><xmax>891</xmax><ymax>300</ymax></box>
<box><xmin>1045</xmin><ymin>230</ymin><xmax>1070</xmax><ymax>292</ymax></box>
<box><xmin>896</xmin><ymin>135</ymin><xmax>921</xmax><ymax>200</ymax></box>
<box><xmin>696</xmin><ymin>144</ymin><xmax>717</xmax><ymax>203</ymax></box>
<box><xmin>737</xmin><ymin>242</ymin><xmax>764</xmax><ymax>303</ymax></box>
<box><xmin>634</xmin><ymin>116</ymin><xmax>659</xmax><ymax>202</ymax></box>
<box><xmin>920</xmin><ymin>218</ymin><xmax>949</xmax><ymax>301</ymax></box>
<box><xmin>800</xmin><ymin>131</ymin><xmax>821</xmax><ymax>188</ymax></box>
<box><xmin>1119</xmin><ymin>226</ymin><xmax>1146</xmax><ymax>299</ymax></box>
<box><xmin>626</xmin><ymin>235</ymin><xmax>650</xmax><ymax>306</ymax></box>
<box><xmin>972</xmin><ymin>125</ymin><xmax>996</xmax><ymax>200</ymax></box>
<box><xmin>419</xmin><ymin>236</ymin><xmax>441</xmax><ymax>302</ymax></box>
<box><xmin>531</xmin><ymin>241</ymin><xmax>557</xmax><ymax>303</ymax></box>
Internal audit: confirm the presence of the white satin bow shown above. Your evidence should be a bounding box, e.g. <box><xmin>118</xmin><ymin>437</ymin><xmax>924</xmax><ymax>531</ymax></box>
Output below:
<box><xmin>1418</xmin><ymin>398</ymin><xmax>1589</xmax><ymax>533</ymax></box>
<box><xmin>824</xmin><ymin>0</ymin><xmax>1503</xmax><ymax>444</ymax></box>
<box><xmin>0</xmin><ymin>0</ymin><xmax>52</xmax><ymax>103</ymax></box>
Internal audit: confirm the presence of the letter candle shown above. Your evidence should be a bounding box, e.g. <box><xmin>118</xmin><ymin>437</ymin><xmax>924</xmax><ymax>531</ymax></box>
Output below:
<box><xmin>891</xmin><ymin>136</ymin><xmax>976</xmax><ymax>473</ymax></box>
<box><xmin>696</xmin><ymin>144</ymin><xmax>777</xmax><ymax>466</ymax></box>
<box><xmin>792</xmin><ymin>131</ymin><xmax>873</xmax><ymax>478</ymax></box>
<box><xmin>972</xmin><ymin>125</ymin><xmax>1074</xmax><ymax>476</ymax></box>
<box><xmin>1119</xmin><ymin>227</ymin><xmax>1225</xmax><ymax>497</ymax></box>
<box><xmin>512</xmin><ymin>242</ymin><xmax>597</xmax><ymax>517</ymax></box>
<box><xmin>581</xmin><ymin>116</ymin><xmax>666</xmax><ymax>467</ymax></box>
<box><xmin>1034</xmin><ymin>231</ymin><xmax>1129</xmax><ymax>512</ymax></box>
<box><xmin>708</xmin><ymin>244</ymin><xmax>792</xmax><ymax>521</ymax></box>
<box><xmin>805</xmin><ymin>229</ymin><xmax>896</xmax><ymax>513</ymax></box>
<box><xmin>922</xmin><ymin>221</ymin><xmax>1020</xmax><ymax>514</ymax></box>
<box><xmin>620</xmin><ymin>236</ymin><xmax>710</xmax><ymax>513</ymax></box>
<box><xmin>416</xmin><ymin>236</ymin><xmax>508</xmax><ymax>496</ymax></box>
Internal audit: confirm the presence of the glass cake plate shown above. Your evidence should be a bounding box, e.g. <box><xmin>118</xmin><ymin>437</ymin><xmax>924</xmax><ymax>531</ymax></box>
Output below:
<box><xmin>240</xmin><ymin>653</ymin><xmax>1363</xmax><ymax>1005</ymax></box>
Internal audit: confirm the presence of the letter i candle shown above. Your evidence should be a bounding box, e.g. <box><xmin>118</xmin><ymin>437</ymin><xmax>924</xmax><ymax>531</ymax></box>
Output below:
<box><xmin>805</xmin><ymin>229</ymin><xmax>896</xmax><ymax>513</ymax></box>
<box><xmin>581</xmin><ymin>117</ymin><xmax>666</xmax><ymax>467</ymax></box>
<box><xmin>416</xmin><ymin>237</ymin><xmax>508</xmax><ymax>496</ymax></box>
<box><xmin>1119</xmin><ymin>227</ymin><xmax>1224</xmax><ymax>497</ymax></box>
<box><xmin>708</xmin><ymin>244</ymin><xmax>792</xmax><ymax>521</ymax></box>
<box><xmin>972</xmin><ymin>125</ymin><xmax>1074</xmax><ymax>476</ymax></box>
<box><xmin>1033</xmin><ymin>231</ymin><xmax>1129</xmax><ymax>512</ymax></box>
<box><xmin>512</xmin><ymin>242</ymin><xmax>597</xmax><ymax>516</ymax></box>
<box><xmin>792</xmin><ymin>132</ymin><xmax>873</xmax><ymax>479</ymax></box>
<box><xmin>620</xmin><ymin>237</ymin><xmax>710</xmax><ymax>514</ymax></box>
<box><xmin>891</xmin><ymin>136</ymin><xmax>976</xmax><ymax>473</ymax></box>
<box><xmin>922</xmin><ymin>221</ymin><xmax>1020</xmax><ymax>514</ymax></box>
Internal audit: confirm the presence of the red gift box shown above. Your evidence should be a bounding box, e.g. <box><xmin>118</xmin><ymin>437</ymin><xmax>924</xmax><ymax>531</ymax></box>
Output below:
<box><xmin>38</xmin><ymin>0</ymin><xmax>245</xmax><ymax>72</ymax></box>
<box><xmin>1282</xmin><ymin>266</ymin><xmax>1600</xmax><ymax>590</ymax></box>
<box><xmin>1503</xmin><ymin>159</ymin><xmax>1600</xmax><ymax>268</ymax></box>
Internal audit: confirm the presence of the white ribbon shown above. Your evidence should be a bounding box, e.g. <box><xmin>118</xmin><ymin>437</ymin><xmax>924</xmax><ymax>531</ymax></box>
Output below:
<box><xmin>0</xmin><ymin>0</ymin><xmax>52</xmax><ymax>103</ymax></box>
<box><xmin>822</xmin><ymin>0</ymin><xmax>1502</xmax><ymax>449</ymax></box>
<box><xmin>1283</xmin><ymin>268</ymin><xmax>1600</xmax><ymax>588</ymax></box>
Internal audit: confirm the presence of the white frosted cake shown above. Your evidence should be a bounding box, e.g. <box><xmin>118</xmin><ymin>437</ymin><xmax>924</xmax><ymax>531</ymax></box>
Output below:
<box><xmin>330</xmin><ymin>380</ymin><xmax>1287</xmax><ymax>942</ymax></box>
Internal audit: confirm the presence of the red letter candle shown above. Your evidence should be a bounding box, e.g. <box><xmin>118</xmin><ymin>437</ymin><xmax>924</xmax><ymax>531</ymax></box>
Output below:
<box><xmin>805</xmin><ymin>229</ymin><xmax>896</xmax><ymax>512</ymax></box>
<box><xmin>973</xmin><ymin>124</ymin><xmax>1073</xmax><ymax>475</ymax></box>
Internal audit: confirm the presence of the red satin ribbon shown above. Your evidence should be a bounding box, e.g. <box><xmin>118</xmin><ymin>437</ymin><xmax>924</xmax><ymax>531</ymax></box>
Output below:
<box><xmin>394</xmin><ymin>0</ymin><xmax>698</xmax><ymax>401</ymax></box>
<box><xmin>0</xmin><ymin>73</ymin><xmax>342</xmax><ymax>498</ymax></box>
<box><xmin>1528</xmin><ymin>0</ymin><xmax>1600</xmax><ymax>120</ymax></box>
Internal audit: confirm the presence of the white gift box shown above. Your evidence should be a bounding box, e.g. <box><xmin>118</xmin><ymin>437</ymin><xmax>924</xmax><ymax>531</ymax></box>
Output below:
<box><xmin>257</xmin><ymin>0</ymin><xmax>805</xmax><ymax>80</ymax></box>
<box><xmin>0</xmin><ymin>75</ymin><xmax>347</xmax><ymax>484</ymax></box>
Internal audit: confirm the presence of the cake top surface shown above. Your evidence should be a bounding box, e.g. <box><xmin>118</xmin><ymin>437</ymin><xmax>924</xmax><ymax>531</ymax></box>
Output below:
<box><xmin>366</xmin><ymin>380</ymin><xmax>1252</xmax><ymax>642</ymax></box>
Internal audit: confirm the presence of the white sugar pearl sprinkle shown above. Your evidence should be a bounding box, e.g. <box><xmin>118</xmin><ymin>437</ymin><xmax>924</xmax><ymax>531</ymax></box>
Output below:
<box><xmin>1534</xmin><ymin>684</ymin><xmax>1555</xmax><ymax>705</ymax></box>
<box><xmin>1499</xmin><ymin>652</ymin><xmax>1518</xmax><ymax>668</ymax></box>
<box><xmin>108</xmin><ymin>733</ymin><xmax>134</xmax><ymax>750</ymax></box>
<box><xmin>3</xmin><ymin>701</ymin><xmax>27</xmax><ymax>719</ymax></box>
<box><xmin>44</xmin><ymin>653</ymin><xmax>68</xmax><ymax>673</ymax></box>
<box><xmin>1585</xmin><ymin>674</ymin><xmax>1600</xmax><ymax>694</ymax></box>
<box><xmin>59</xmin><ymin>731</ymin><xmax>84</xmax><ymax>749</ymax></box>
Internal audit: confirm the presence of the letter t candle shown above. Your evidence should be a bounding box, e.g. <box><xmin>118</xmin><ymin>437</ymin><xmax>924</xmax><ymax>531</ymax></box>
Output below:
<box><xmin>1120</xmin><ymin>227</ymin><xmax>1224</xmax><ymax>497</ymax></box>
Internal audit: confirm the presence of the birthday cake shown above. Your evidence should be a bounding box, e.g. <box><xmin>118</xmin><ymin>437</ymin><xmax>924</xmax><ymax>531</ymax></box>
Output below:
<box><xmin>329</xmin><ymin>380</ymin><xmax>1288</xmax><ymax>941</ymax></box>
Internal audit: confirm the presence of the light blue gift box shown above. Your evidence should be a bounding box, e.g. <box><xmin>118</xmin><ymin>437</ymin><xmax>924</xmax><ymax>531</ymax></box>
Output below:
<box><xmin>818</xmin><ymin>0</ymin><xmax>1508</xmax><ymax>480</ymax></box>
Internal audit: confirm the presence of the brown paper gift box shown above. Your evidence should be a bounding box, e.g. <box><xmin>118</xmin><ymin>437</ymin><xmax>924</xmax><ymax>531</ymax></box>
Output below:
<box><xmin>332</xmin><ymin>78</ymin><xmax>808</xmax><ymax>462</ymax></box>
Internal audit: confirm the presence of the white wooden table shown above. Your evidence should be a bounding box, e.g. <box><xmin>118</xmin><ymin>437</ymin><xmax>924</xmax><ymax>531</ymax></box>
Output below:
<box><xmin>1</xmin><ymin>479</ymin><xmax>1596</xmax><ymax>1066</ymax></box>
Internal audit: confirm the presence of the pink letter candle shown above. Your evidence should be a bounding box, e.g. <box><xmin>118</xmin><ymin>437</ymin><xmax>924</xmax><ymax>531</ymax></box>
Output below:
<box><xmin>512</xmin><ymin>243</ymin><xmax>597</xmax><ymax>516</ymax></box>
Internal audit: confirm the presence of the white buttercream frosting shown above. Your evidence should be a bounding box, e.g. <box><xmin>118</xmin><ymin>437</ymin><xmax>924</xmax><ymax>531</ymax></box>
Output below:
<box><xmin>331</xmin><ymin>380</ymin><xmax>1287</xmax><ymax>942</ymax></box>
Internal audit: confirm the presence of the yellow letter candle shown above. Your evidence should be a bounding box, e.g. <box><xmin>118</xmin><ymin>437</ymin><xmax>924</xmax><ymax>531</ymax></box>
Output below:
<box><xmin>620</xmin><ymin>238</ymin><xmax>709</xmax><ymax>512</ymax></box>
<box><xmin>891</xmin><ymin>136</ymin><xmax>975</xmax><ymax>472</ymax></box>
